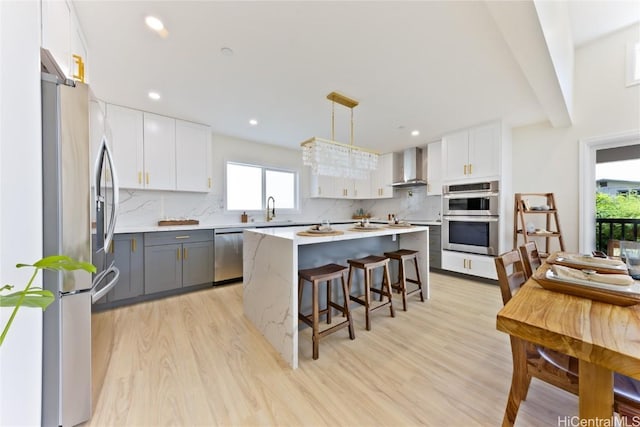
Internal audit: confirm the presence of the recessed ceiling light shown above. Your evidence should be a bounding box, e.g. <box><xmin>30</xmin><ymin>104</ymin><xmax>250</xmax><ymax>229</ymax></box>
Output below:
<box><xmin>221</xmin><ymin>47</ymin><xmax>234</xmax><ymax>56</ymax></box>
<box><xmin>249</xmin><ymin>119</ymin><xmax>258</xmax><ymax>126</ymax></box>
<box><xmin>145</xmin><ymin>16</ymin><xmax>164</xmax><ymax>31</ymax></box>
<box><xmin>145</xmin><ymin>16</ymin><xmax>169</xmax><ymax>38</ymax></box>
<box><xmin>411</xmin><ymin>130</ymin><xmax>420</xmax><ymax>136</ymax></box>
<box><xmin>148</xmin><ymin>91</ymin><xmax>161</xmax><ymax>100</ymax></box>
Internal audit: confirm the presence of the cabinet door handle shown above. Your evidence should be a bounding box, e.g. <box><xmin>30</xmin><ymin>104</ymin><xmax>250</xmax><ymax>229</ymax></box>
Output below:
<box><xmin>131</xmin><ymin>238</ymin><xmax>137</xmax><ymax>252</ymax></box>
<box><xmin>468</xmin><ymin>259</ymin><xmax>472</xmax><ymax>269</ymax></box>
<box><xmin>208</xmin><ymin>178</ymin><xmax>212</xmax><ymax>188</ymax></box>
<box><xmin>175</xmin><ymin>235</ymin><xmax>190</xmax><ymax>239</ymax></box>
<box><xmin>145</xmin><ymin>172</ymin><xmax>150</xmax><ymax>185</ymax></box>
<box><xmin>177</xmin><ymin>248</ymin><xmax>181</xmax><ymax>261</ymax></box>
<box><xmin>138</xmin><ymin>171</ymin><xmax>142</xmax><ymax>184</ymax></box>
<box><xmin>469</xmin><ymin>164</ymin><xmax>473</xmax><ymax>174</ymax></box>
<box><xmin>183</xmin><ymin>248</ymin><xmax>188</xmax><ymax>260</ymax></box>
<box><xmin>463</xmin><ymin>164</ymin><xmax>467</xmax><ymax>175</ymax></box>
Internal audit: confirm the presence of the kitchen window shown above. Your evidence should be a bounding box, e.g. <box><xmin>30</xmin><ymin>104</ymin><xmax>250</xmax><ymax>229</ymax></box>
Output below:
<box><xmin>225</xmin><ymin>162</ymin><xmax>298</xmax><ymax>211</ymax></box>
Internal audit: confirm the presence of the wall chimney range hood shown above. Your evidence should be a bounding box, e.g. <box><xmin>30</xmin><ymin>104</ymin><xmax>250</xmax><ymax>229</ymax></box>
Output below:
<box><xmin>391</xmin><ymin>147</ymin><xmax>428</xmax><ymax>187</ymax></box>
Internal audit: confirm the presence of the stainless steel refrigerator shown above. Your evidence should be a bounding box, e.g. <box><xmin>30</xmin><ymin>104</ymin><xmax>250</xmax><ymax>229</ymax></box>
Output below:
<box><xmin>41</xmin><ymin>67</ymin><xmax>119</xmax><ymax>426</ymax></box>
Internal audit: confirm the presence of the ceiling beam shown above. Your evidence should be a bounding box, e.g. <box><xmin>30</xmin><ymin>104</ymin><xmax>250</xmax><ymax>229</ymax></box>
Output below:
<box><xmin>485</xmin><ymin>0</ymin><xmax>573</xmax><ymax>128</ymax></box>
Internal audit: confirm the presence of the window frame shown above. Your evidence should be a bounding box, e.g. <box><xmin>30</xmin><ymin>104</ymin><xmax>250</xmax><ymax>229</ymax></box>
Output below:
<box><xmin>224</xmin><ymin>161</ymin><xmax>299</xmax><ymax>214</ymax></box>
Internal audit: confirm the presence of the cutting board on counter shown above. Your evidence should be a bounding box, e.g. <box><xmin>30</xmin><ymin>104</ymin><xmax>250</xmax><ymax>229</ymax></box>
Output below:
<box><xmin>158</xmin><ymin>219</ymin><xmax>199</xmax><ymax>226</ymax></box>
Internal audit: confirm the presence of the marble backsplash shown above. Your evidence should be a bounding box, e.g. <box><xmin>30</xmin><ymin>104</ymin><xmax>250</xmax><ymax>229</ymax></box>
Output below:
<box><xmin>115</xmin><ymin>185</ymin><xmax>442</xmax><ymax>227</ymax></box>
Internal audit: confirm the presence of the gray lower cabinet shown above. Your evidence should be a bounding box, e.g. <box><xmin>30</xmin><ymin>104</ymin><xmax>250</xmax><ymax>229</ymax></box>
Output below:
<box><xmin>428</xmin><ymin>225</ymin><xmax>442</xmax><ymax>270</ymax></box>
<box><xmin>91</xmin><ymin>233</ymin><xmax>143</xmax><ymax>305</ymax></box>
<box><xmin>144</xmin><ymin>230</ymin><xmax>214</xmax><ymax>294</ymax></box>
<box><xmin>109</xmin><ymin>233</ymin><xmax>144</xmax><ymax>301</ymax></box>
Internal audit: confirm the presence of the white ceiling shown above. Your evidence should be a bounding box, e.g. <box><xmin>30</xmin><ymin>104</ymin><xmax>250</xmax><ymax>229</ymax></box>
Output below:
<box><xmin>73</xmin><ymin>1</ymin><xmax>640</xmax><ymax>154</ymax></box>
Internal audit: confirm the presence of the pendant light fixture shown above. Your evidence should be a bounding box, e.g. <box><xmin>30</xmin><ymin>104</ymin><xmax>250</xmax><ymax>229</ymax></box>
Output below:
<box><xmin>301</xmin><ymin>91</ymin><xmax>379</xmax><ymax>180</ymax></box>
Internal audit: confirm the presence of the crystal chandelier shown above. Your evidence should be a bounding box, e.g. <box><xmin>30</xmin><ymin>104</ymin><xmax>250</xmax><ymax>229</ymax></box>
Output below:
<box><xmin>301</xmin><ymin>92</ymin><xmax>379</xmax><ymax>180</ymax></box>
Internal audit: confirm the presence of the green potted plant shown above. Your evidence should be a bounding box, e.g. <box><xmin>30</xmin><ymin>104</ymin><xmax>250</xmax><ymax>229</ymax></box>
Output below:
<box><xmin>0</xmin><ymin>255</ymin><xmax>95</xmax><ymax>346</ymax></box>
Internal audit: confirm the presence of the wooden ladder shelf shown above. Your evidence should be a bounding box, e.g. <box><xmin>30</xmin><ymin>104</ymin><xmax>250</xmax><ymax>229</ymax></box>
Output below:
<box><xmin>513</xmin><ymin>193</ymin><xmax>565</xmax><ymax>257</ymax></box>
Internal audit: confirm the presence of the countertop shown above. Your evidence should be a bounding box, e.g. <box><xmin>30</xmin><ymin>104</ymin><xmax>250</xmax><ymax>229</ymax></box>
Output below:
<box><xmin>114</xmin><ymin>219</ymin><xmax>442</xmax><ymax>234</ymax></box>
<box><xmin>246</xmin><ymin>223</ymin><xmax>430</xmax><ymax>245</ymax></box>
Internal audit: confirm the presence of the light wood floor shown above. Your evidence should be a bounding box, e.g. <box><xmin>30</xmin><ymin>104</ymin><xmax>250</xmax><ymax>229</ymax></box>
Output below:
<box><xmin>88</xmin><ymin>272</ymin><xmax>577</xmax><ymax>426</ymax></box>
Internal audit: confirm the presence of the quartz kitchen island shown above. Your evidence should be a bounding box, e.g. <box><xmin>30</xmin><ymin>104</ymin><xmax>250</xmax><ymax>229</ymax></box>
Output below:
<box><xmin>243</xmin><ymin>224</ymin><xmax>430</xmax><ymax>368</ymax></box>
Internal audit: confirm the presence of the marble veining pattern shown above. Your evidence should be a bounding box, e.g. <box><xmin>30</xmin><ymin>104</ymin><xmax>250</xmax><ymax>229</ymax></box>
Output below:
<box><xmin>243</xmin><ymin>224</ymin><xmax>429</xmax><ymax>368</ymax></box>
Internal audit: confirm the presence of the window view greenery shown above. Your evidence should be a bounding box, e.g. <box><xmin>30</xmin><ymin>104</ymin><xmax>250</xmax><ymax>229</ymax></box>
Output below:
<box><xmin>596</xmin><ymin>191</ymin><xmax>640</xmax><ymax>219</ymax></box>
<box><xmin>596</xmin><ymin>191</ymin><xmax>640</xmax><ymax>251</ymax></box>
<box><xmin>226</xmin><ymin>162</ymin><xmax>297</xmax><ymax>211</ymax></box>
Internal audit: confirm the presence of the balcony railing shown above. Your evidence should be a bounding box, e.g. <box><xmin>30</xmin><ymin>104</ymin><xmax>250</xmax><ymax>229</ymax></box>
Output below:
<box><xmin>596</xmin><ymin>218</ymin><xmax>640</xmax><ymax>252</ymax></box>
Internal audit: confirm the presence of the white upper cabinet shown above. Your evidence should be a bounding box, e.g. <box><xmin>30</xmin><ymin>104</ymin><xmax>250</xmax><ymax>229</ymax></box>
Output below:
<box><xmin>106</xmin><ymin>104</ymin><xmax>144</xmax><ymax>189</ymax></box>
<box><xmin>442</xmin><ymin>122</ymin><xmax>500</xmax><ymax>182</ymax></box>
<box><xmin>426</xmin><ymin>141</ymin><xmax>442</xmax><ymax>195</ymax></box>
<box><xmin>468</xmin><ymin>123</ymin><xmax>500</xmax><ymax>179</ymax></box>
<box><xmin>310</xmin><ymin>173</ymin><xmax>338</xmax><ymax>198</ymax></box>
<box><xmin>42</xmin><ymin>0</ymin><xmax>71</xmax><ymax>77</ymax></box>
<box><xmin>371</xmin><ymin>153</ymin><xmax>393</xmax><ymax>198</ymax></box>
<box><xmin>106</xmin><ymin>105</ymin><xmax>211</xmax><ymax>192</ymax></box>
<box><xmin>175</xmin><ymin>120</ymin><xmax>212</xmax><ymax>192</ymax></box>
<box><xmin>143</xmin><ymin>113</ymin><xmax>176</xmax><ymax>191</ymax></box>
<box><xmin>41</xmin><ymin>0</ymin><xmax>88</xmax><ymax>81</ymax></box>
<box><xmin>443</xmin><ymin>130</ymin><xmax>469</xmax><ymax>182</ymax></box>
<box><xmin>309</xmin><ymin>153</ymin><xmax>393</xmax><ymax>199</ymax></box>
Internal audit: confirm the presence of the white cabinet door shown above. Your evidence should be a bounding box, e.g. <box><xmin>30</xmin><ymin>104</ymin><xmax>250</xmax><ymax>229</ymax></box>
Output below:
<box><xmin>443</xmin><ymin>130</ymin><xmax>469</xmax><ymax>181</ymax></box>
<box><xmin>426</xmin><ymin>141</ymin><xmax>442</xmax><ymax>195</ymax></box>
<box><xmin>352</xmin><ymin>178</ymin><xmax>370</xmax><ymax>199</ymax></box>
<box><xmin>175</xmin><ymin>120</ymin><xmax>211</xmax><ymax>192</ymax></box>
<box><xmin>311</xmin><ymin>174</ymin><xmax>335</xmax><ymax>198</ymax></box>
<box><xmin>106</xmin><ymin>104</ymin><xmax>144</xmax><ymax>189</ymax></box>
<box><xmin>441</xmin><ymin>250</ymin><xmax>497</xmax><ymax>280</ymax></box>
<box><xmin>443</xmin><ymin>122</ymin><xmax>501</xmax><ymax>182</ymax></box>
<box><xmin>335</xmin><ymin>176</ymin><xmax>352</xmax><ymax>198</ymax></box>
<box><xmin>143</xmin><ymin>113</ymin><xmax>176</xmax><ymax>191</ymax></box>
<box><xmin>69</xmin><ymin>8</ymin><xmax>88</xmax><ymax>82</ymax></box>
<box><xmin>41</xmin><ymin>0</ymin><xmax>71</xmax><ymax>77</ymax></box>
<box><xmin>468</xmin><ymin>122</ymin><xmax>500</xmax><ymax>180</ymax></box>
<box><xmin>370</xmin><ymin>153</ymin><xmax>393</xmax><ymax>198</ymax></box>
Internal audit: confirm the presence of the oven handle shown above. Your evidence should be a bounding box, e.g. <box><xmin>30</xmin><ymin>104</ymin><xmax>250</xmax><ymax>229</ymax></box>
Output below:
<box><xmin>443</xmin><ymin>215</ymin><xmax>499</xmax><ymax>222</ymax></box>
<box><xmin>443</xmin><ymin>191</ymin><xmax>499</xmax><ymax>199</ymax></box>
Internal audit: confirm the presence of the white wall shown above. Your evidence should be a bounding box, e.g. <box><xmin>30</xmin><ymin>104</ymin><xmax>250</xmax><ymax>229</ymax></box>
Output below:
<box><xmin>0</xmin><ymin>1</ymin><xmax>44</xmax><ymax>426</ymax></box>
<box><xmin>511</xmin><ymin>24</ymin><xmax>640</xmax><ymax>252</ymax></box>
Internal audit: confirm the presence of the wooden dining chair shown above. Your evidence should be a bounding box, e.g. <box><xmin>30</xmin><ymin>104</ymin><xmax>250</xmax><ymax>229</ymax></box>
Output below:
<box><xmin>496</xmin><ymin>250</ymin><xmax>579</xmax><ymax>426</ymax></box>
<box><xmin>518</xmin><ymin>241</ymin><xmax>541</xmax><ymax>279</ymax></box>
<box><xmin>495</xmin><ymin>250</ymin><xmax>640</xmax><ymax>426</ymax></box>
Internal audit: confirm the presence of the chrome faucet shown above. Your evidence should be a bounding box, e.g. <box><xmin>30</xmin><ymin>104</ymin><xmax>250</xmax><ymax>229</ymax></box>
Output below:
<box><xmin>266</xmin><ymin>196</ymin><xmax>276</xmax><ymax>222</ymax></box>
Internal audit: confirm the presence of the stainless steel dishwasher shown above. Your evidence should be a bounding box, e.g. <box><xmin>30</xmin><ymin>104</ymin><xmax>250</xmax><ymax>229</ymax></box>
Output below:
<box><xmin>214</xmin><ymin>227</ymin><xmax>250</xmax><ymax>284</ymax></box>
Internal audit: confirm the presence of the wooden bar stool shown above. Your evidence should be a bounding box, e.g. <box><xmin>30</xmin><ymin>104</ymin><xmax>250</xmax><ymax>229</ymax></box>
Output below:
<box><xmin>384</xmin><ymin>249</ymin><xmax>424</xmax><ymax>311</ymax></box>
<box><xmin>346</xmin><ymin>255</ymin><xmax>395</xmax><ymax>331</ymax></box>
<box><xmin>298</xmin><ymin>263</ymin><xmax>355</xmax><ymax>360</ymax></box>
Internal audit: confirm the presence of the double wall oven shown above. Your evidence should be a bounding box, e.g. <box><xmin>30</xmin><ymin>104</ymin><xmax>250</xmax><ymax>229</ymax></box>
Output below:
<box><xmin>443</xmin><ymin>180</ymin><xmax>499</xmax><ymax>256</ymax></box>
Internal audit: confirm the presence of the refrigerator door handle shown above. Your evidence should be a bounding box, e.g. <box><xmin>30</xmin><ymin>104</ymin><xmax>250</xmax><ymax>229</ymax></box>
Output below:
<box><xmin>94</xmin><ymin>135</ymin><xmax>119</xmax><ymax>253</ymax></box>
<box><xmin>103</xmin><ymin>138</ymin><xmax>119</xmax><ymax>250</ymax></box>
<box><xmin>91</xmin><ymin>264</ymin><xmax>120</xmax><ymax>304</ymax></box>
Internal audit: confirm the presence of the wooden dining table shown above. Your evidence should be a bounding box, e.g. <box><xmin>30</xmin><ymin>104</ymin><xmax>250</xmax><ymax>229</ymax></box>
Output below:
<box><xmin>496</xmin><ymin>268</ymin><xmax>640</xmax><ymax>420</ymax></box>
